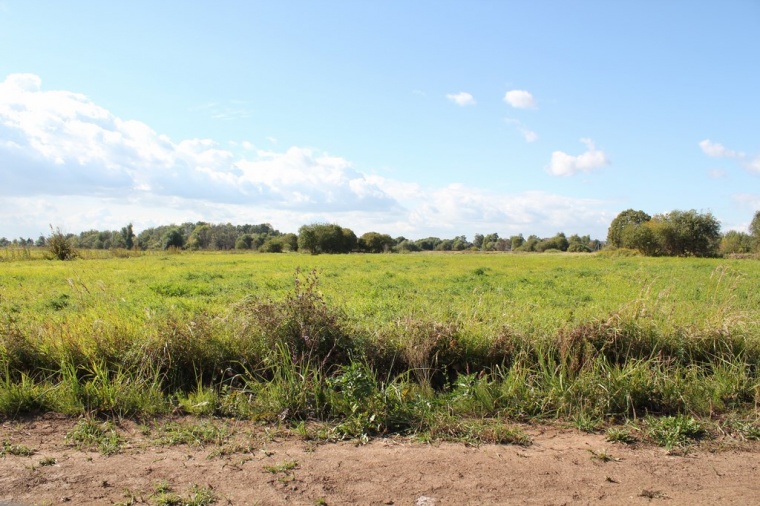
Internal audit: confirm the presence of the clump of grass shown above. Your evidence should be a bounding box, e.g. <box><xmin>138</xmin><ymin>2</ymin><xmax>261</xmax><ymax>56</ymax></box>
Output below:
<box><xmin>151</xmin><ymin>482</ymin><xmax>217</xmax><ymax>506</ymax></box>
<box><xmin>65</xmin><ymin>418</ymin><xmax>122</xmax><ymax>455</ymax></box>
<box><xmin>588</xmin><ymin>448</ymin><xmax>619</xmax><ymax>462</ymax></box>
<box><xmin>38</xmin><ymin>456</ymin><xmax>57</xmax><ymax>466</ymax></box>
<box><xmin>263</xmin><ymin>460</ymin><xmax>299</xmax><ymax>473</ymax></box>
<box><xmin>156</xmin><ymin>420</ymin><xmax>232</xmax><ymax>448</ymax></box>
<box><xmin>605</xmin><ymin>427</ymin><xmax>637</xmax><ymax>445</ymax></box>
<box><xmin>0</xmin><ymin>439</ymin><xmax>35</xmax><ymax>457</ymax></box>
<box><xmin>426</xmin><ymin>416</ymin><xmax>531</xmax><ymax>446</ymax></box>
<box><xmin>645</xmin><ymin>415</ymin><xmax>706</xmax><ymax>449</ymax></box>
<box><xmin>234</xmin><ymin>268</ymin><xmax>352</xmax><ymax>370</ymax></box>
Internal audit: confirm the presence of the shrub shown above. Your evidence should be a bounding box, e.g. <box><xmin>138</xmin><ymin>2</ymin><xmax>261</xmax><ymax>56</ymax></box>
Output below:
<box><xmin>46</xmin><ymin>226</ymin><xmax>77</xmax><ymax>260</ymax></box>
<box><xmin>234</xmin><ymin>268</ymin><xmax>352</xmax><ymax>369</ymax></box>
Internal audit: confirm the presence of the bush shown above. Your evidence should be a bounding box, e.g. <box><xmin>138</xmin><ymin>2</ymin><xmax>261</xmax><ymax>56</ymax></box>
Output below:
<box><xmin>46</xmin><ymin>227</ymin><xmax>77</xmax><ymax>260</ymax></box>
<box><xmin>234</xmin><ymin>269</ymin><xmax>352</xmax><ymax>369</ymax></box>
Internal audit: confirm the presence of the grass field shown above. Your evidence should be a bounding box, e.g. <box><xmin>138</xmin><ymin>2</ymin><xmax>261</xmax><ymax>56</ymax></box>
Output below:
<box><xmin>2</xmin><ymin>250</ymin><xmax>759</xmax><ymax>445</ymax></box>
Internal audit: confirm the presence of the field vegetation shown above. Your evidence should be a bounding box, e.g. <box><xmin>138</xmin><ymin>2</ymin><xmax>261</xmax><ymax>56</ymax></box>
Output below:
<box><xmin>1</xmin><ymin>250</ymin><xmax>759</xmax><ymax>445</ymax></box>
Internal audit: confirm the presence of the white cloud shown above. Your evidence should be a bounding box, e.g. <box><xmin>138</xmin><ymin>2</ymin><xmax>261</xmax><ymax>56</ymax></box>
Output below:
<box><xmin>504</xmin><ymin>118</ymin><xmax>538</xmax><ymax>143</ymax></box>
<box><xmin>0</xmin><ymin>73</ymin><xmax>617</xmax><ymax>239</ymax></box>
<box><xmin>708</xmin><ymin>169</ymin><xmax>727</xmax><ymax>179</ymax></box>
<box><xmin>503</xmin><ymin>89</ymin><xmax>536</xmax><ymax>109</ymax></box>
<box><xmin>744</xmin><ymin>155</ymin><xmax>760</xmax><ymax>174</ymax></box>
<box><xmin>547</xmin><ymin>138</ymin><xmax>610</xmax><ymax>177</ymax></box>
<box><xmin>699</xmin><ymin>139</ymin><xmax>742</xmax><ymax>158</ymax></box>
<box><xmin>699</xmin><ymin>139</ymin><xmax>759</xmax><ymax>174</ymax></box>
<box><xmin>446</xmin><ymin>91</ymin><xmax>476</xmax><ymax>106</ymax></box>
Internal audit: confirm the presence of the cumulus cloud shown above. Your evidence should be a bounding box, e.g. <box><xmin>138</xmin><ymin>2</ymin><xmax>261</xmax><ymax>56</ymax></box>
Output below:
<box><xmin>0</xmin><ymin>73</ymin><xmax>397</xmax><ymax>210</ymax></box>
<box><xmin>547</xmin><ymin>138</ymin><xmax>610</xmax><ymax>177</ymax></box>
<box><xmin>503</xmin><ymin>89</ymin><xmax>536</xmax><ymax>109</ymax></box>
<box><xmin>446</xmin><ymin>91</ymin><xmax>476</xmax><ymax>106</ymax></box>
<box><xmin>0</xmin><ymin>73</ymin><xmax>616</xmax><ymax>239</ymax></box>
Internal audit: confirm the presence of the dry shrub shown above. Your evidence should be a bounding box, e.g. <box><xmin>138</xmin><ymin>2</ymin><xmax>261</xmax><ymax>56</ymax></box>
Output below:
<box><xmin>232</xmin><ymin>269</ymin><xmax>352</xmax><ymax>371</ymax></box>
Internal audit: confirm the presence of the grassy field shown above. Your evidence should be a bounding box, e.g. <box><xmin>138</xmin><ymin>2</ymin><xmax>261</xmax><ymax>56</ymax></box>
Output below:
<box><xmin>1</xmin><ymin>250</ymin><xmax>759</xmax><ymax>445</ymax></box>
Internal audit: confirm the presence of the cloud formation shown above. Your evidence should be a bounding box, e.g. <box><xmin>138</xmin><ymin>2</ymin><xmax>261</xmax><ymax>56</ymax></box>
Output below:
<box><xmin>699</xmin><ymin>139</ymin><xmax>742</xmax><ymax>158</ymax></box>
<box><xmin>0</xmin><ymin>74</ymin><xmax>615</xmax><ymax>239</ymax></box>
<box><xmin>446</xmin><ymin>91</ymin><xmax>476</xmax><ymax>106</ymax></box>
<box><xmin>504</xmin><ymin>118</ymin><xmax>538</xmax><ymax>143</ymax></box>
<box><xmin>547</xmin><ymin>138</ymin><xmax>610</xmax><ymax>177</ymax></box>
<box><xmin>699</xmin><ymin>139</ymin><xmax>759</xmax><ymax>174</ymax></box>
<box><xmin>503</xmin><ymin>89</ymin><xmax>536</xmax><ymax>109</ymax></box>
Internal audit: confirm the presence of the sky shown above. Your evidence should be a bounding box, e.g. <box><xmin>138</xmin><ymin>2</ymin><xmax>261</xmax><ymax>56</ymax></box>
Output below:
<box><xmin>1</xmin><ymin>0</ymin><xmax>759</xmax><ymax>241</ymax></box>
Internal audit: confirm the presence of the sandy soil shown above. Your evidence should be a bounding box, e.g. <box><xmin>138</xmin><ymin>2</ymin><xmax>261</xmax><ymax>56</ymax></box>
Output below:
<box><xmin>1</xmin><ymin>415</ymin><xmax>759</xmax><ymax>506</ymax></box>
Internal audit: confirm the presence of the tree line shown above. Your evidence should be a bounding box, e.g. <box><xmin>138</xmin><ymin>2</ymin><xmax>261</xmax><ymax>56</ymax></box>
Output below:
<box><xmin>607</xmin><ymin>209</ymin><xmax>760</xmax><ymax>257</ymax></box>
<box><xmin>2</xmin><ymin>209</ymin><xmax>759</xmax><ymax>258</ymax></box>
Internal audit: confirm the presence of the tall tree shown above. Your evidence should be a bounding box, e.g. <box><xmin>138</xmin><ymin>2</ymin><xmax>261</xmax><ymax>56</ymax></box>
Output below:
<box><xmin>120</xmin><ymin>224</ymin><xmax>134</xmax><ymax>250</ymax></box>
<box><xmin>607</xmin><ymin>209</ymin><xmax>651</xmax><ymax>248</ymax></box>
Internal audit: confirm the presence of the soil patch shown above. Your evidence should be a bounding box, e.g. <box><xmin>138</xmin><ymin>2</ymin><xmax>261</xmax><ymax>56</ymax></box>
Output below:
<box><xmin>1</xmin><ymin>415</ymin><xmax>758</xmax><ymax>505</ymax></box>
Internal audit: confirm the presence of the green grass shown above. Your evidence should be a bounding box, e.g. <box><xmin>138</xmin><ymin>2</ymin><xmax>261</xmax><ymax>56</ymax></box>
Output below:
<box><xmin>65</xmin><ymin>418</ymin><xmax>122</xmax><ymax>455</ymax></box>
<box><xmin>1</xmin><ymin>251</ymin><xmax>759</xmax><ymax>442</ymax></box>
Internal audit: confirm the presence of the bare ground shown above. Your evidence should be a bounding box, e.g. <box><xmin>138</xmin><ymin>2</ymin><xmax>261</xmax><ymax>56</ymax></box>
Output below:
<box><xmin>1</xmin><ymin>415</ymin><xmax>759</xmax><ymax>506</ymax></box>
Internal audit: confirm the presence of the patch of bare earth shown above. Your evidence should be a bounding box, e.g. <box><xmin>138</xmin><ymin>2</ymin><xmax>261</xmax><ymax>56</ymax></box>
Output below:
<box><xmin>1</xmin><ymin>415</ymin><xmax>759</xmax><ymax>505</ymax></box>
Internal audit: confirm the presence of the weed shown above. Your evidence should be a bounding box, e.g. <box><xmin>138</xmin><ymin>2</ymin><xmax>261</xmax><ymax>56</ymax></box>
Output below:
<box><xmin>427</xmin><ymin>416</ymin><xmax>531</xmax><ymax>446</ymax></box>
<box><xmin>263</xmin><ymin>460</ymin><xmax>299</xmax><ymax>473</ymax></box>
<box><xmin>639</xmin><ymin>489</ymin><xmax>668</xmax><ymax>499</ymax></box>
<box><xmin>235</xmin><ymin>268</ymin><xmax>351</xmax><ymax>369</ymax></box>
<box><xmin>186</xmin><ymin>484</ymin><xmax>218</xmax><ymax>506</ymax></box>
<box><xmin>605</xmin><ymin>427</ymin><xmax>637</xmax><ymax>445</ymax></box>
<box><xmin>156</xmin><ymin>420</ymin><xmax>232</xmax><ymax>447</ymax></box>
<box><xmin>646</xmin><ymin>415</ymin><xmax>706</xmax><ymax>449</ymax></box>
<box><xmin>65</xmin><ymin>418</ymin><xmax>122</xmax><ymax>455</ymax></box>
<box><xmin>572</xmin><ymin>413</ymin><xmax>601</xmax><ymax>433</ymax></box>
<box><xmin>1</xmin><ymin>439</ymin><xmax>35</xmax><ymax>457</ymax></box>
<box><xmin>46</xmin><ymin>226</ymin><xmax>78</xmax><ymax>261</ymax></box>
<box><xmin>588</xmin><ymin>448</ymin><xmax>619</xmax><ymax>462</ymax></box>
<box><xmin>38</xmin><ymin>456</ymin><xmax>56</xmax><ymax>466</ymax></box>
<box><xmin>734</xmin><ymin>421</ymin><xmax>760</xmax><ymax>441</ymax></box>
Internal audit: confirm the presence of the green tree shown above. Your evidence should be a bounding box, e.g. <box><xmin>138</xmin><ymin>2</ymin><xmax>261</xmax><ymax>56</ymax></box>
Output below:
<box><xmin>120</xmin><ymin>224</ymin><xmax>134</xmax><ymax>250</ymax></box>
<box><xmin>537</xmin><ymin>232</ymin><xmax>569</xmax><ymax>252</ymax></box>
<box><xmin>510</xmin><ymin>234</ymin><xmax>524</xmax><ymax>251</ymax></box>
<box><xmin>652</xmin><ymin>209</ymin><xmax>721</xmax><ymax>257</ymax></box>
<box><xmin>482</xmin><ymin>233</ymin><xmax>499</xmax><ymax>251</ymax></box>
<box><xmin>163</xmin><ymin>228</ymin><xmax>185</xmax><ymax>250</ymax></box>
<box><xmin>750</xmin><ymin>211</ymin><xmax>760</xmax><ymax>251</ymax></box>
<box><xmin>720</xmin><ymin>231</ymin><xmax>753</xmax><ymax>255</ymax></box>
<box><xmin>607</xmin><ymin>209</ymin><xmax>651</xmax><ymax>248</ymax></box>
<box><xmin>297</xmin><ymin>223</ymin><xmax>356</xmax><ymax>254</ymax></box>
<box><xmin>235</xmin><ymin>234</ymin><xmax>254</xmax><ymax>250</ymax></box>
<box><xmin>187</xmin><ymin>224</ymin><xmax>212</xmax><ymax>250</ymax></box>
<box><xmin>359</xmin><ymin>232</ymin><xmax>395</xmax><ymax>253</ymax></box>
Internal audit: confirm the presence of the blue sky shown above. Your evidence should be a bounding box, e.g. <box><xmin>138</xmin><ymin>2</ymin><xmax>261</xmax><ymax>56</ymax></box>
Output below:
<box><xmin>1</xmin><ymin>0</ymin><xmax>759</xmax><ymax>241</ymax></box>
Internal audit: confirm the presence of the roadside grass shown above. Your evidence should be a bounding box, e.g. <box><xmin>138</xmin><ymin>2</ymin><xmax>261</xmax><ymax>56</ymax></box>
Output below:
<box><xmin>1</xmin><ymin>439</ymin><xmax>35</xmax><ymax>456</ymax></box>
<box><xmin>645</xmin><ymin>414</ymin><xmax>707</xmax><ymax>449</ymax></box>
<box><xmin>155</xmin><ymin>419</ymin><xmax>233</xmax><ymax>448</ymax></box>
<box><xmin>1</xmin><ymin>252</ymin><xmax>759</xmax><ymax>444</ymax></box>
<box><xmin>151</xmin><ymin>481</ymin><xmax>217</xmax><ymax>506</ymax></box>
<box><xmin>65</xmin><ymin>418</ymin><xmax>122</xmax><ymax>455</ymax></box>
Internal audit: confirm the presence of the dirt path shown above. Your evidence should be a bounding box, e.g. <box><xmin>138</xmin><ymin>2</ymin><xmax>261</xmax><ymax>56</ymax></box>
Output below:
<box><xmin>1</xmin><ymin>416</ymin><xmax>759</xmax><ymax>505</ymax></box>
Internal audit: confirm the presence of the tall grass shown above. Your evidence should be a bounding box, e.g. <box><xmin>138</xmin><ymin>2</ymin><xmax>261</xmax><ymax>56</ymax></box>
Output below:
<box><xmin>1</xmin><ymin>252</ymin><xmax>758</xmax><ymax>440</ymax></box>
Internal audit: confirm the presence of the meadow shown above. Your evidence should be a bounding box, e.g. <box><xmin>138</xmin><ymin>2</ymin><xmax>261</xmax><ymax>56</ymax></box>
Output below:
<box><xmin>1</xmin><ymin>250</ymin><xmax>759</xmax><ymax>445</ymax></box>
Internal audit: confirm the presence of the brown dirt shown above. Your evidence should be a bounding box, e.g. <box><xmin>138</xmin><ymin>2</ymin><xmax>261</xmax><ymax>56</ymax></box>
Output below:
<box><xmin>1</xmin><ymin>415</ymin><xmax>759</xmax><ymax>506</ymax></box>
